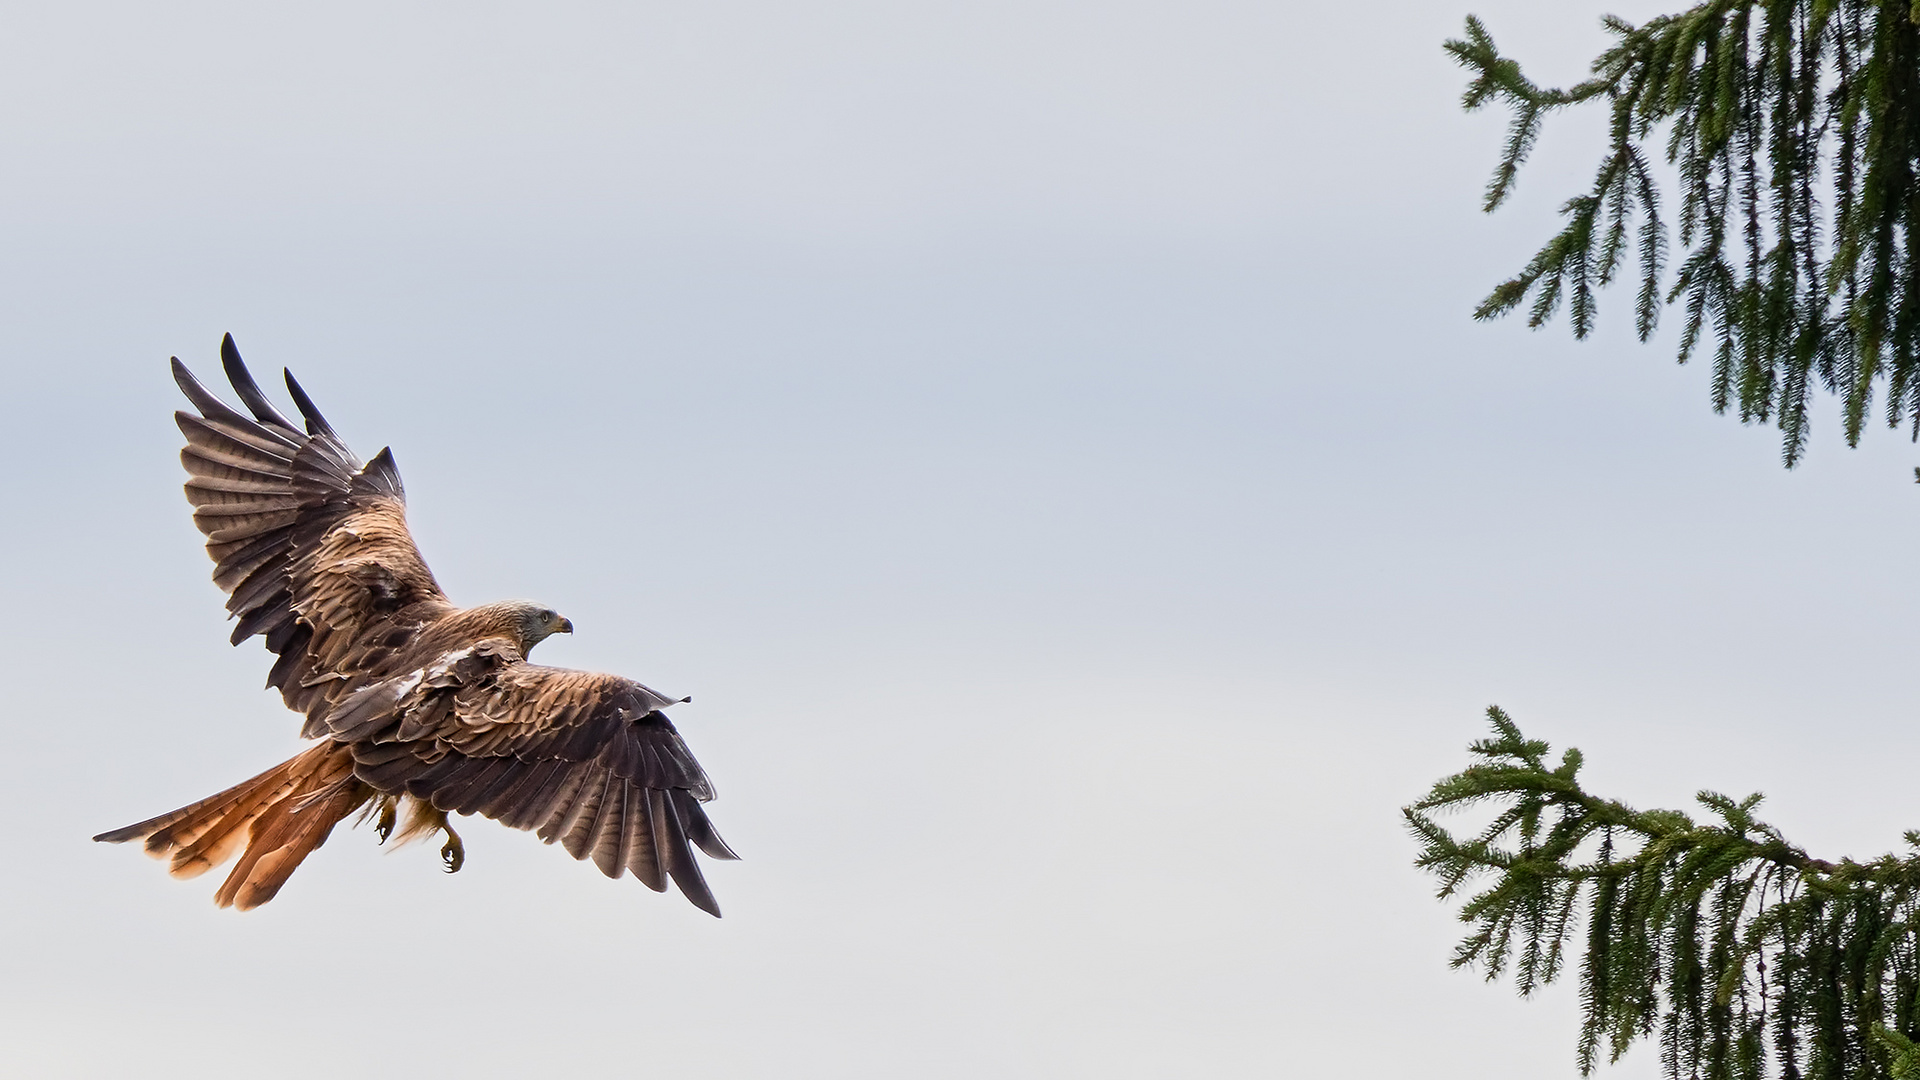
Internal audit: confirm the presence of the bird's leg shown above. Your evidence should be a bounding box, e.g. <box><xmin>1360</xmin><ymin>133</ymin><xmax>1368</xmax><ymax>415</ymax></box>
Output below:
<box><xmin>440</xmin><ymin>818</ymin><xmax>465</xmax><ymax>874</ymax></box>
<box><xmin>396</xmin><ymin>798</ymin><xmax>465</xmax><ymax>873</ymax></box>
<box><xmin>375</xmin><ymin>798</ymin><xmax>398</xmax><ymax>844</ymax></box>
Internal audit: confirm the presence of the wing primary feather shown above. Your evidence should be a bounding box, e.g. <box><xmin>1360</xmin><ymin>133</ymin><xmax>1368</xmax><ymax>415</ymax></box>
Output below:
<box><xmin>657</xmin><ymin>788</ymin><xmax>721</xmax><ymax>917</ymax></box>
<box><xmin>220</xmin><ymin>334</ymin><xmax>304</xmax><ymax>436</ymax></box>
<box><xmin>457</xmin><ymin>758</ymin><xmax>529</xmax><ymax>816</ymax></box>
<box><xmin>226</xmin><ymin>558</ymin><xmax>291</xmax><ymax>616</ymax></box>
<box><xmin>672</xmin><ymin>789</ymin><xmax>740</xmax><ymax>860</ymax></box>
<box><xmin>265</xmin><ymin>619</ymin><xmax>307</xmax><ymax>658</ymax></box>
<box><xmin>180</xmin><ymin>447</ymin><xmax>288</xmax><ymax>489</ymax></box>
<box><xmin>648</xmin><ymin>788</ymin><xmax>675</xmax><ymax>886</ymax></box>
<box><xmin>177</xmin><ymin>412</ymin><xmax>296</xmax><ymax>465</ymax></box>
<box><xmin>533</xmin><ymin>767</ymin><xmax>592</xmax><ymax>843</ymax></box>
<box><xmin>230</xmin><ymin>593</ymin><xmax>293</xmax><ymax>644</ymax></box>
<box><xmin>265</xmin><ymin>634</ymin><xmax>306</xmax><ymax>691</ymax></box>
<box><xmin>282</xmin><ymin>369</ymin><xmax>339</xmax><ymax>439</ymax></box>
<box><xmin>211</xmin><ymin>530</ymin><xmax>295</xmax><ymax>592</ymax></box>
<box><xmin>480</xmin><ymin>760</ymin><xmax>544</xmax><ymax>828</ymax></box>
<box><xmin>198</xmin><ymin>511</ymin><xmax>300</xmax><ymax>546</ymax></box>
<box><xmin>172</xmin><ymin>387</ymin><xmax>301</xmax><ymax>454</ymax></box>
<box><xmin>186</xmin><ymin>474</ymin><xmax>293</xmax><ymax>496</ymax></box>
<box><xmin>400</xmin><ymin>756</ymin><xmax>468</xmax><ymax>799</ymax></box>
<box><xmin>506</xmin><ymin>759</ymin><xmax>571</xmax><ymax>823</ymax></box>
<box><xmin>625</xmin><ymin>787</ymin><xmax>665</xmax><ymax>891</ymax></box>
<box><xmin>429</xmin><ymin>758</ymin><xmax>515</xmax><ymax>813</ymax></box>
<box><xmin>487</xmin><ymin>759</ymin><xmax>565</xmax><ymax>828</ymax></box>
<box><xmin>172</xmin><ymin>358</ymin><xmax>288</xmax><ymax>445</ymax></box>
<box><xmin>590</xmin><ymin>784</ymin><xmax>629</xmax><ymax>879</ymax></box>
<box><xmin>559</xmin><ymin>770</ymin><xmax>614</xmax><ymax>859</ymax></box>
<box><xmin>579</xmin><ymin>769</ymin><xmax>625</xmax><ymax>868</ymax></box>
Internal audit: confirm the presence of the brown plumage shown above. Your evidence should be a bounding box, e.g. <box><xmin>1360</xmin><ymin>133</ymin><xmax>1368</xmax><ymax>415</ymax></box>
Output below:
<box><xmin>95</xmin><ymin>335</ymin><xmax>737</xmax><ymax>915</ymax></box>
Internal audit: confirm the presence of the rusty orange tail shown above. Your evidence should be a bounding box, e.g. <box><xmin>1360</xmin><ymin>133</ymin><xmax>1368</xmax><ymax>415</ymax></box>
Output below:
<box><xmin>95</xmin><ymin>742</ymin><xmax>371</xmax><ymax>910</ymax></box>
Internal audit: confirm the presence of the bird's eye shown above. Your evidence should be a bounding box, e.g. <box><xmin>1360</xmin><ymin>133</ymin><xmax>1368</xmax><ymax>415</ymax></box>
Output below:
<box><xmin>541</xmin><ymin>610</ymin><xmax>556</xmax><ymax>622</ymax></box>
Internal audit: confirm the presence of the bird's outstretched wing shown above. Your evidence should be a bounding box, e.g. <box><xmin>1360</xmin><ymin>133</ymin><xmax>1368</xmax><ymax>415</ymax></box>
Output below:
<box><xmin>319</xmin><ymin>640</ymin><xmax>739</xmax><ymax>916</ymax></box>
<box><xmin>174</xmin><ymin>335</ymin><xmax>453</xmax><ymax>728</ymax></box>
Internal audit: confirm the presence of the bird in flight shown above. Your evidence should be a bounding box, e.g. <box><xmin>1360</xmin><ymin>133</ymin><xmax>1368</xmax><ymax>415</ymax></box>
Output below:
<box><xmin>95</xmin><ymin>335</ymin><xmax>737</xmax><ymax>915</ymax></box>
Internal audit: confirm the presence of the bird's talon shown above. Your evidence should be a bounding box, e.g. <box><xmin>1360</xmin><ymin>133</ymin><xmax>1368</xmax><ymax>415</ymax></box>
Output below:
<box><xmin>440</xmin><ymin>829</ymin><xmax>465</xmax><ymax>873</ymax></box>
<box><xmin>375</xmin><ymin>802</ymin><xmax>397</xmax><ymax>844</ymax></box>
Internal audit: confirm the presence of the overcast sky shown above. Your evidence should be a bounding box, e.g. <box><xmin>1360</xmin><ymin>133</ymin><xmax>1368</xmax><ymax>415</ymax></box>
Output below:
<box><xmin>4</xmin><ymin>3</ymin><xmax>1915</xmax><ymax>1077</ymax></box>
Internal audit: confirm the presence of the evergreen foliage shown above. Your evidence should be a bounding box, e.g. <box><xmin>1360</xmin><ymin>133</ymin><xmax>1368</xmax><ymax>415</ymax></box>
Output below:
<box><xmin>1407</xmin><ymin>708</ymin><xmax>1920</xmax><ymax>1078</ymax></box>
<box><xmin>1450</xmin><ymin>4</ymin><xmax>1920</xmax><ymax>465</ymax></box>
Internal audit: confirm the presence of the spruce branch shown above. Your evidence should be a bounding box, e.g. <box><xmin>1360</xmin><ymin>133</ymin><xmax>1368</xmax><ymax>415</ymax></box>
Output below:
<box><xmin>1453</xmin><ymin>3</ymin><xmax>1920</xmax><ymax>466</ymax></box>
<box><xmin>1408</xmin><ymin>707</ymin><xmax>1920</xmax><ymax>1077</ymax></box>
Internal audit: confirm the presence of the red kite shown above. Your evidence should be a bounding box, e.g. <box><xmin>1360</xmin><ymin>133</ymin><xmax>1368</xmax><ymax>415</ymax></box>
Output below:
<box><xmin>95</xmin><ymin>336</ymin><xmax>737</xmax><ymax>915</ymax></box>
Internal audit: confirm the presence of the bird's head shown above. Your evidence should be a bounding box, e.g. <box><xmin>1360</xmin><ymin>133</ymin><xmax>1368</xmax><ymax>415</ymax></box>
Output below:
<box><xmin>501</xmin><ymin>600</ymin><xmax>573</xmax><ymax>652</ymax></box>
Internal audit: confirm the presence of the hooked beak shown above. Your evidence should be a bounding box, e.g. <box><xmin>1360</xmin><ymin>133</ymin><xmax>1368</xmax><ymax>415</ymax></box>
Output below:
<box><xmin>555</xmin><ymin>617</ymin><xmax>574</xmax><ymax>634</ymax></box>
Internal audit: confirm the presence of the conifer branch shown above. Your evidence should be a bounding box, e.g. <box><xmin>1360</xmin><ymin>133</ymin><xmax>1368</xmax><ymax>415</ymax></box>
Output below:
<box><xmin>1452</xmin><ymin>3</ymin><xmax>1920</xmax><ymax>466</ymax></box>
<box><xmin>1408</xmin><ymin>707</ymin><xmax>1920</xmax><ymax>1077</ymax></box>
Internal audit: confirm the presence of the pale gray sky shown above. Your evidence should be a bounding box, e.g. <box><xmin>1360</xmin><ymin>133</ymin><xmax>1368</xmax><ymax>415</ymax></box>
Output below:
<box><xmin>3</xmin><ymin>3</ymin><xmax>1912</xmax><ymax>1077</ymax></box>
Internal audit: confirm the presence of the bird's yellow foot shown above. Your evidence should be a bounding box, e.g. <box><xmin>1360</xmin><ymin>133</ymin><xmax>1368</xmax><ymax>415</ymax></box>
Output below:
<box><xmin>375</xmin><ymin>800</ymin><xmax>398</xmax><ymax>844</ymax></box>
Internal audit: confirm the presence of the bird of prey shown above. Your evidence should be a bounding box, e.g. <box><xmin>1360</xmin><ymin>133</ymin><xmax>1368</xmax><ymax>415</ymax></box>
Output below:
<box><xmin>95</xmin><ymin>335</ymin><xmax>737</xmax><ymax>915</ymax></box>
